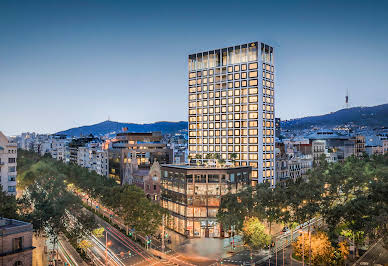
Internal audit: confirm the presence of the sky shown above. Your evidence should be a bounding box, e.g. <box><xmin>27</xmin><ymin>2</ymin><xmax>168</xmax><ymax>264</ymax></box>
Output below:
<box><xmin>1</xmin><ymin>0</ymin><xmax>388</xmax><ymax>135</ymax></box>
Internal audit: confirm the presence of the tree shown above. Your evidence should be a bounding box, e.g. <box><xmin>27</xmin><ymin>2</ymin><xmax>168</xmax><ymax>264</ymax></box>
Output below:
<box><xmin>293</xmin><ymin>231</ymin><xmax>335</xmax><ymax>265</ymax></box>
<box><xmin>92</xmin><ymin>227</ymin><xmax>105</xmax><ymax>238</ymax></box>
<box><xmin>242</xmin><ymin>217</ymin><xmax>271</xmax><ymax>263</ymax></box>
<box><xmin>0</xmin><ymin>185</ymin><xmax>18</xmax><ymax>219</ymax></box>
<box><xmin>78</xmin><ymin>239</ymin><xmax>92</xmax><ymax>254</ymax></box>
<box><xmin>118</xmin><ymin>185</ymin><xmax>165</xmax><ymax>236</ymax></box>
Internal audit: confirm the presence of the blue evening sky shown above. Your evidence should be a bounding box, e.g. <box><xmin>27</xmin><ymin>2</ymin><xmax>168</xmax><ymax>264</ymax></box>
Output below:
<box><xmin>1</xmin><ymin>0</ymin><xmax>387</xmax><ymax>135</ymax></box>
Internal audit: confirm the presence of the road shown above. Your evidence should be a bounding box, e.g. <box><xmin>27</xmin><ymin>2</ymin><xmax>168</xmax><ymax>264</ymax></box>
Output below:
<box><xmin>83</xmin><ymin>208</ymin><xmax>162</xmax><ymax>266</ymax></box>
<box><xmin>353</xmin><ymin>238</ymin><xmax>388</xmax><ymax>266</ymax></box>
<box><xmin>222</xmin><ymin>218</ymin><xmax>322</xmax><ymax>265</ymax></box>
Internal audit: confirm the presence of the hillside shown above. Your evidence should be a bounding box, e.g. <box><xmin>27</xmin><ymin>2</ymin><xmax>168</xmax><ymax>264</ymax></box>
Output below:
<box><xmin>56</xmin><ymin>120</ymin><xmax>188</xmax><ymax>137</ymax></box>
<box><xmin>56</xmin><ymin>104</ymin><xmax>388</xmax><ymax>137</ymax></box>
<box><xmin>282</xmin><ymin>104</ymin><xmax>388</xmax><ymax>130</ymax></box>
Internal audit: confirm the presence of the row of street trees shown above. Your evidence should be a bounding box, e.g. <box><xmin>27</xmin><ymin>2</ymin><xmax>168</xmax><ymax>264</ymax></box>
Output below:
<box><xmin>14</xmin><ymin>150</ymin><xmax>166</xmax><ymax>242</ymax></box>
<box><xmin>217</xmin><ymin>153</ymin><xmax>388</xmax><ymax>264</ymax></box>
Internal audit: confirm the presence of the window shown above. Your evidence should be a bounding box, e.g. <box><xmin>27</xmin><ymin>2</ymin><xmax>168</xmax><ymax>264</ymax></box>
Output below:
<box><xmin>8</xmin><ymin>186</ymin><xmax>16</xmax><ymax>193</ymax></box>
<box><xmin>249</xmin><ymin>79</ymin><xmax>258</xmax><ymax>86</ymax></box>
<box><xmin>249</xmin><ymin>71</ymin><xmax>258</xmax><ymax>78</ymax></box>
<box><xmin>8</xmin><ymin>176</ymin><xmax>16</xmax><ymax>181</ymax></box>
<box><xmin>8</xmin><ymin>166</ymin><xmax>16</xmax><ymax>172</ymax></box>
<box><xmin>8</xmin><ymin>158</ymin><xmax>16</xmax><ymax>163</ymax></box>
<box><xmin>14</xmin><ymin>262</ymin><xmax>23</xmax><ymax>266</ymax></box>
<box><xmin>249</xmin><ymin>62</ymin><xmax>258</xmax><ymax>69</ymax></box>
<box><xmin>13</xmin><ymin>237</ymin><xmax>23</xmax><ymax>251</ymax></box>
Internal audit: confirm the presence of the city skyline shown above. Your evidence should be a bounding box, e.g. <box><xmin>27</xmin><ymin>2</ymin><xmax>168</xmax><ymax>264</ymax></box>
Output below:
<box><xmin>1</xmin><ymin>0</ymin><xmax>388</xmax><ymax>135</ymax></box>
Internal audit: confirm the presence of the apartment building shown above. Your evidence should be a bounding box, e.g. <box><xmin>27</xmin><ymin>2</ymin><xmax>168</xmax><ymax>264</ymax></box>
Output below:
<box><xmin>188</xmin><ymin>42</ymin><xmax>275</xmax><ymax>186</ymax></box>
<box><xmin>109</xmin><ymin>131</ymin><xmax>172</xmax><ymax>184</ymax></box>
<box><xmin>0</xmin><ymin>132</ymin><xmax>17</xmax><ymax>195</ymax></box>
<box><xmin>77</xmin><ymin>145</ymin><xmax>109</xmax><ymax>177</ymax></box>
<box><xmin>0</xmin><ymin>218</ymin><xmax>34</xmax><ymax>265</ymax></box>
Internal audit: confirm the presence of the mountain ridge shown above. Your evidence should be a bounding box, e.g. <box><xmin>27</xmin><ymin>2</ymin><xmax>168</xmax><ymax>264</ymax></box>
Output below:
<box><xmin>282</xmin><ymin>103</ymin><xmax>388</xmax><ymax>130</ymax></box>
<box><xmin>55</xmin><ymin>103</ymin><xmax>388</xmax><ymax>137</ymax></box>
<box><xmin>56</xmin><ymin>120</ymin><xmax>188</xmax><ymax>137</ymax></box>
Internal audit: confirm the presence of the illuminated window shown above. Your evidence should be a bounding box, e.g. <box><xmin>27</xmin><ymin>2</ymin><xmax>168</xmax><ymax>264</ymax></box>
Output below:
<box><xmin>249</xmin><ymin>104</ymin><xmax>258</xmax><ymax>111</ymax></box>
<box><xmin>249</xmin><ymin>71</ymin><xmax>258</xmax><ymax>78</ymax></box>
<box><xmin>249</xmin><ymin>129</ymin><xmax>258</xmax><ymax>135</ymax></box>
<box><xmin>249</xmin><ymin>63</ymin><xmax>258</xmax><ymax>70</ymax></box>
<box><xmin>249</xmin><ymin>80</ymin><xmax>258</xmax><ymax>86</ymax></box>
<box><xmin>249</xmin><ymin>137</ymin><xmax>258</xmax><ymax>144</ymax></box>
<box><xmin>249</xmin><ymin>154</ymin><xmax>258</xmax><ymax>160</ymax></box>
<box><xmin>249</xmin><ymin>112</ymin><xmax>258</xmax><ymax>119</ymax></box>
<box><xmin>249</xmin><ymin>87</ymin><xmax>258</xmax><ymax>94</ymax></box>
<box><xmin>249</xmin><ymin>145</ymin><xmax>258</xmax><ymax>152</ymax></box>
<box><xmin>249</xmin><ymin>96</ymin><xmax>258</xmax><ymax>103</ymax></box>
<box><xmin>241</xmin><ymin>64</ymin><xmax>247</xmax><ymax>71</ymax></box>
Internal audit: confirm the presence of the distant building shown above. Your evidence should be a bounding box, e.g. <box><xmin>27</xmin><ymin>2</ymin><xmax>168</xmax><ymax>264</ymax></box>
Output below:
<box><xmin>0</xmin><ymin>218</ymin><xmax>34</xmax><ymax>265</ymax></box>
<box><xmin>0</xmin><ymin>132</ymin><xmax>17</xmax><ymax>195</ymax></box>
<box><xmin>161</xmin><ymin>165</ymin><xmax>251</xmax><ymax>238</ymax></box>
<box><xmin>77</xmin><ymin>146</ymin><xmax>109</xmax><ymax>177</ymax></box>
<box><xmin>354</xmin><ymin>135</ymin><xmax>366</xmax><ymax>157</ymax></box>
<box><xmin>383</xmin><ymin>140</ymin><xmax>388</xmax><ymax>154</ymax></box>
<box><xmin>127</xmin><ymin>161</ymin><xmax>162</xmax><ymax>201</ymax></box>
<box><xmin>68</xmin><ymin>135</ymin><xmax>97</xmax><ymax>164</ymax></box>
<box><xmin>312</xmin><ymin>140</ymin><xmax>326</xmax><ymax>161</ymax></box>
<box><xmin>110</xmin><ymin>132</ymin><xmax>172</xmax><ymax>184</ymax></box>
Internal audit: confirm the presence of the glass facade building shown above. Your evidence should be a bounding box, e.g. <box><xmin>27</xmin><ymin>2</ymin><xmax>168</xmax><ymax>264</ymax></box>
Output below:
<box><xmin>188</xmin><ymin>42</ymin><xmax>276</xmax><ymax>185</ymax></box>
<box><xmin>161</xmin><ymin>165</ymin><xmax>250</xmax><ymax>238</ymax></box>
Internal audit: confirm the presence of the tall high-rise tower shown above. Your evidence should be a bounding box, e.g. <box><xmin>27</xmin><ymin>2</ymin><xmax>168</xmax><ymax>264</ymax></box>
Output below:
<box><xmin>188</xmin><ymin>42</ymin><xmax>275</xmax><ymax>186</ymax></box>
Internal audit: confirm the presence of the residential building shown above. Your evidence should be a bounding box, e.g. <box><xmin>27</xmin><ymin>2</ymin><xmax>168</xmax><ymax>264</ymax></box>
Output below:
<box><xmin>110</xmin><ymin>131</ymin><xmax>172</xmax><ymax>184</ymax></box>
<box><xmin>383</xmin><ymin>140</ymin><xmax>388</xmax><ymax>154</ymax></box>
<box><xmin>188</xmin><ymin>42</ymin><xmax>275</xmax><ymax>186</ymax></box>
<box><xmin>354</xmin><ymin>135</ymin><xmax>366</xmax><ymax>157</ymax></box>
<box><xmin>0</xmin><ymin>218</ymin><xmax>34</xmax><ymax>266</ymax></box>
<box><xmin>0</xmin><ymin>132</ymin><xmax>17</xmax><ymax>195</ymax></box>
<box><xmin>68</xmin><ymin>135</ymin><xmax>97</xmax><ymax>164</ymax></box>
<box><xmin>312</xmin><ymin>140</ymin><xmax>326</xmax><ymax>161</ymax></box>
<box><xmin>77</xmin><ymin>145</ymin><xmax>109</xmax><ymax>177</ymax></box>
<box><xmin>161</xmin><ymin>165</ymin><xmax>251</xmax><ymax>238</ymax></box>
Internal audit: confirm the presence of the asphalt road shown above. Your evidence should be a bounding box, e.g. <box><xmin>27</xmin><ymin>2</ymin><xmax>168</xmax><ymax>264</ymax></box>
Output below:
<box><xmin>353</xmin><ymin>238</ymin><xmax>388</xmax><ymax>266</ymax></box>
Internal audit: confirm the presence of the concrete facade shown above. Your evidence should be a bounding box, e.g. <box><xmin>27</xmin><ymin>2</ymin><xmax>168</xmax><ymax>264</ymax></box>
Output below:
<box><xmin>0</xmin><ymin>218</ymin><xmax>34</xmax><ymax>266</ymax></box>
<box><xmin>0</xmin><ymin>132</ymin><xmax>17</xmax><ymax>195</ymax></box>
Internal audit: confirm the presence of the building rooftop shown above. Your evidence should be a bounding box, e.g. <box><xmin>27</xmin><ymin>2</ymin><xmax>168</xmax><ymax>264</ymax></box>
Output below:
<box><xmin>0</xmin><ymin>218</ymin><xmax>33</xmax><ymax>236</ymax></box>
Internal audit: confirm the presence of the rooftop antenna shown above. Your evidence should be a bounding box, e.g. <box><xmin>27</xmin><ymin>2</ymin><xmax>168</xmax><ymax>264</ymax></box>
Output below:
<box><xmin>345</xmin><ymin>89</ymin><xmax>349</xmax><ymax>109</ymax></box>
<box><xmin>108</xmin><ymin>115</ymin><xmax>110</xmax><ymax>121</ymax></box>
